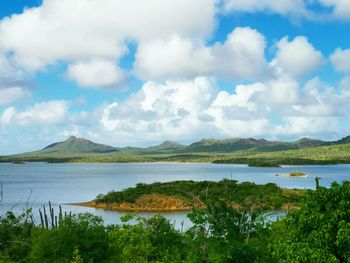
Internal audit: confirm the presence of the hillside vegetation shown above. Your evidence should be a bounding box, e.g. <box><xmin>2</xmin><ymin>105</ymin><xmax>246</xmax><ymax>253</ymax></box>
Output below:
<box><xmin>79</xmin><ymin>180</ymin><xmax>304</xmax><ymax>212</ymax></box>
<box><xmin>2</xmin><ymin>136</ymin><xmax>350</xmax><ymax>166</ymax></box>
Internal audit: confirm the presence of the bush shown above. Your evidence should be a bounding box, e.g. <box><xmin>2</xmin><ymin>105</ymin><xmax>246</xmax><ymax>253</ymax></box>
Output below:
<box><xmin>29</xmin><ymin>213</ymin><xmax>109</xmax><ymax>263</ymax></box>
<box><xmin>0</xmin><ymin>210</ymin><xmax>33</xmax><ymax>262</ymax></box>
<box><xmin>270</xmin><ymin>182</ymin><xmax>350</xmax><ymax>262</ymax></box>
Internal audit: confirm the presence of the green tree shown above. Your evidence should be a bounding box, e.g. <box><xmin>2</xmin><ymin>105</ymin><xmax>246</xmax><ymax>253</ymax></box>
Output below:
<box><xmin>0</xmin><ymin>210</ymin><xmax>33</xmax><ymax>262</ymax></box>
<box><xmin>108</xmin><ymin>214</ymin><xmax>184</xmax><ymax>262</ymax></box>
<box><xmin>187</xmin><ymin>199</ymin><xmax>271</xmax><ymax>262</ymax></box>
<box><xmin>271</xmin><ymin>181</ymin><xmax>350</xmax><ymax>262</ymax></box>
<box><xmin>29</xmin><ymin>213</ymin><xmax>109</xmax><ymax>263</ymax></box>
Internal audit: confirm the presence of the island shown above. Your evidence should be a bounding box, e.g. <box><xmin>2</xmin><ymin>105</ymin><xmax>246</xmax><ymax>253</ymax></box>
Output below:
<box><xmin>69</xmin><ymin>180</ymin><xmax>305</xmax><ymax>212</ymax></box>
<box><xmin>289</xmin><ymin>171</ymin><xmax>308</xmax><ymax>177</ymax></box>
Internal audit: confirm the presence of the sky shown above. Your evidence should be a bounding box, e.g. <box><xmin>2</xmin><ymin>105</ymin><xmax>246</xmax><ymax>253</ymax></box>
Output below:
<box><xmin>1</xmin><ymin>0</ymin><xmax>350</xmax><ymax>154</ymax></box>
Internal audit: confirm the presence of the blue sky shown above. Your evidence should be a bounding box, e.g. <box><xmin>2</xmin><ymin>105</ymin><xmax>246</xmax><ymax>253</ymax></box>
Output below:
<box><xmin>1</xmin><ymin>0</ymin><xmax>350</xmax><ymax>154</ymax></box>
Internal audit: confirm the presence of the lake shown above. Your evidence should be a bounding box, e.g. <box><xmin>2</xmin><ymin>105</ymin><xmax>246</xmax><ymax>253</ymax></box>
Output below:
<box><xmin>0</xmin><ymin>162</ymin><xmax>349</xmax><ymax>226</ymax></box>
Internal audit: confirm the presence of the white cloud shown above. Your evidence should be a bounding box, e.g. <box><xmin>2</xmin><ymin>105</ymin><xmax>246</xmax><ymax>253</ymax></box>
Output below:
<box><xmin>270</xmin><ymin>36</ymin><xmax>324</xmax><ymax>78</ymax></box>
<box><xmin>222</xmin><ymin>0</ymin><xmax>350</xmax><ymax>21</ymax></box>
<box><xmin>275</xmin><ymin>116</ymin><xmax>340</xmax><ymax>136</ymax></box>
<box><xmin>0</xmin><ymin>0</ymin><xmax>216</xmax><ymax>74</ymax></box>
<box><xmin>98</xmin><ymin>75</ymin><xmax>349</xmax><ymax>144</ymax></box>
<box><xmin>339</xmin><ymin>76</ymin><xmax>350</xmax><ymax>95</ymax></box>
<box><xmin>134</xmin><ymin>27</ymin><xmax>267</xmax><ymax>80</ymax></box>
<box><xmin>330</xmin><ymin>48</ymin><xmax>350</xmax><ymax>73</ymax></box>
<box><xmin>222</xmin><ymin>0</ymin><xmax>309</xmax><ymax>16</ymax></box>
<box><xmin>0</xmin><ymin>107</ymin><xmax>16</xmax><ymax>125</ymax></box>
<box><xmin>101</xmin><ymin>77</ymin><xmax>217</xmax><ymax>141</ymax></box>
<box><xmin>2</xmin><ymin>75</ymin><xmax>350</xmax><ymax>150</ymax></box>
<box><xmin>211</xmin><ymin>82</ymin><xmax>265</xmax><ymax>111</ymax></box>
<box><xmin>0</xmin><ymin>52</ymin><xmax>30</xmax><ymax>104</ymax></box>
<box><xmin>134</xmin><ymin>35</ymin><xmax>212</xmax><ymax>80</ymax></box>
<box><xmin>319</xmin><ymin>0</ymin><xmax>350</xmax><ymax>19</ymax></box>
<box><xmin>206</xmin><ymin>75</ymin><xmax>350</xmax><ymax>138</ymax></box>
<box><xmin>211</xmin><ymin>27</ymin><xmax>267</xmax><ymax>79</ymax></box>
<box><xmin>2</xmin><ymin>100</ymin><xmax>69</xmax><ymax>125</ymax></box>
<box><xmin>253</xmin><ymin>78</ymin><xmax>300</xmax><ymax>106</ymax></box>
<box><xmin>0</xmin><ymin>85</ymin><xmax>29</xmax><ymax>105</ymax></box>
<box><xmin>67</xmin><ymin>59</ymin><xmax>124</xmax><ymax>88</ymax></box>
<box><xmin>0</xmin><ymin>54</ymin><xmax>15</xmax><ymax>77</ymax></box>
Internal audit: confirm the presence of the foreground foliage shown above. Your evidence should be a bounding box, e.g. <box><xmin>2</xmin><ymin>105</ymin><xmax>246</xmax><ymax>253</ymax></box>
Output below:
<box><xmin>270</xmin><ymin>181</ymin><xmax>350</xmax><ymax>262</ymax></box>
<box><xmin>0</xmin><ymin>181</ymin><xmax>349</xmax><ymax>262</ymax></box>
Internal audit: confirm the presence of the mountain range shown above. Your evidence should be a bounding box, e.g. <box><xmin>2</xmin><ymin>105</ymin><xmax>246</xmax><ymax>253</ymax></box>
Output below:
<box><xmin>24</xmin><ymin>135</ymin><xmax>350</xmax><ymax>155</ymax></box>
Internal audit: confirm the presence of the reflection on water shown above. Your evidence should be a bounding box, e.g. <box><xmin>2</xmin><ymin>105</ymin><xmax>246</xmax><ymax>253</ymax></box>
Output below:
<box><xmin>0</xmin><ymin>162</ymin><xmax>349</xmax><ymax>226</ymax></box>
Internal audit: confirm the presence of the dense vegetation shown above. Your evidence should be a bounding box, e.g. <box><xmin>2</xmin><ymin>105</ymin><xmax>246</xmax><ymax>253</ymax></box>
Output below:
<box><xmin>1</xmin><ymin>181</ymin><xmax>349</xmax><ymax>262</ymax></box>
<box><xmin>270</xmin><ymin>181</ymin><xmax>350</xmax><ymax>262</ymax></box>
<box><xmin>93</xmin><ymin>180</ymin><xmax>304</xmax><ymax>211</ymax></box>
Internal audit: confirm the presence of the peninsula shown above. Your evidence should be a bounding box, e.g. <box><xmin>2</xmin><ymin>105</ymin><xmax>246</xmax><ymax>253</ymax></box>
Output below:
<box><xmin>69</xmin><ymin>180</ymin><xmax>305</xmax><ymax>212</ymax></box>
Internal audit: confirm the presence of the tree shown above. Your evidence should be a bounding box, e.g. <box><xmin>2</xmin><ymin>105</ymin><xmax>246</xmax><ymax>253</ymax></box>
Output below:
<box><xmin>29</xmin><ymin>213</ymin><xmax>109</xmax><ymax>263</ymax></box>
<box><xmin>186</xmin><ymin>198</ymin><xmax>271</xmax><ymax>262</ymax></box>
<box><xmin>108</xmin><ymin>214</ymin><xmax>185</xmax><ymax>262</ymax></box>
<box><xmin>271</xmin><ymin>182</ymin><xmax>350</xmax><ymax>263</ymax></box>
<box><xmin>0</xmin><ymin>210</ymin><xmax>33</xmax><ymax>262</ymax></box>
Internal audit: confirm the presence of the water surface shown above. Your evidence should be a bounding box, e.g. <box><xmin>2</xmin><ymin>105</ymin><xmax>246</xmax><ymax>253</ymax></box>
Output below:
<box><xmin>0</xmin><ymin>162</ymin><xmax>349</xmax><ymax>226</ymax></box>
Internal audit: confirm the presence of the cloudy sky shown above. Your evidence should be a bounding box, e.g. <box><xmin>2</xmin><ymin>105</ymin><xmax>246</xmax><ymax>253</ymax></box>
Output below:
<box><xmin>1</xmin><ymin>0</ymin><xmax>350</xmax><ymax>154</ymax></box>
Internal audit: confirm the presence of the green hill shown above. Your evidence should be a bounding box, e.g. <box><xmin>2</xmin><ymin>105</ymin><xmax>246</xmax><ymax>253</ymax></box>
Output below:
<box><xmin>144</xmin><ymin>141</ymin><xmax>185</xmax><ymax>152</ymax></box>
<box><xmin>38</xmin><ymin>136</ymin><xmax>118</xmax><ymax>154</ymax></box>
<box><xmin>183</xmin><ymin>138</ymin><xmax>320</xmax><ymax>153</ymax></box>
<box><xmin>2</xmin><ymin>135</ymin><xmax>350</xmax><ymax>165</ymax></box>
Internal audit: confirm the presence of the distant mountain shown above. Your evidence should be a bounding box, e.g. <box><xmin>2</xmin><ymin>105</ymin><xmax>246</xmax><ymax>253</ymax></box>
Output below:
<box><xmin>183</xmin><ymin>138</ymin><xmax>291</xmax><ymax>152</ymax></box>
<box><xmin>293</xmin><ymin>138</ymin><xmax>325</xmax><ymax>148</ymax></box>
<box><xmin>12</xmin><ymin>134</ymin><xmax>350</xmax><ymax>156</ymax></box>
<box><xmin>181</xmin><ymin>137</ymin><xmax>336</xmax><ymax>153</ymax></box>
<box><xmin>145</xmin><ymin>141</ymin><xmax>185</xmax><ymax>152</ymax></box>
<box><xmin>332</xmin><ymin>135</ymin><xmax>350</xmax><ymax>145</ymax></box>
<box><xmin>39</xmin><ymin>136</ymin><xmax>118</xmax><ymax>154</ymax></box>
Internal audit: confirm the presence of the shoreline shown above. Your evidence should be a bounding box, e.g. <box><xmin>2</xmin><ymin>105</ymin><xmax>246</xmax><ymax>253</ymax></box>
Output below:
<box><xmin>66</xmin><ymin>200</ymin><xmax>300</xmax><ymax>213</ymax></box>
<box><xmin>0</xmin><ymin>160</ymin><xmax>344</xmax><ymax>167</ymax></box>
<box><xmin>65</xmin><ymin>201</ymin><xmax>193</xmax><ymax>213</ymax></box>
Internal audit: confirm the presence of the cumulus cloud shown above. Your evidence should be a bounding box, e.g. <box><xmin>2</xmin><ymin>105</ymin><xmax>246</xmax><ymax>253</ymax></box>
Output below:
<box><xmin>2</xmin><ymin>75</ymin><xmax>350</xmax><ymax>149</ymax></box>
<box><xmin>270</xmin><ymin>36</ymin><xmax>324</xmax><ymax>78</ymax></box>
<box><xmin>67</xmin><ymin>59</ymin><xmax>124</xmax><ymax>88</ymax></box>
<box><xmin>133</xmin><ymin>36</ymin><xmax>212</xmax><ymax>80</ymax></box>
<box><xmin>100</xmin><ymin>77</ymin><xmax>217</xmax><ymax>141</ymax></box>
<box><xmin>330</xmin><ymin>48</ymin><xmax>350</xmax><ymax>73</ymax></box>
<box><xmin>1</xmin><ymin>100</ymin><xmax>69</xmax><ymax>126</ymax></box>
<box><xmin>134</xmin><ymin>27</ymin><xmax>267</xmax><ymax>80</ymax></box>
<box><xmin>95</xmin><ymin>75</ymin><xmax>350</xmax><ymax>144</ymax></box>
<box><xmin>0</xmin><ymin>0</ymin><xmax>216</xmax><ymax>87</ymax></box>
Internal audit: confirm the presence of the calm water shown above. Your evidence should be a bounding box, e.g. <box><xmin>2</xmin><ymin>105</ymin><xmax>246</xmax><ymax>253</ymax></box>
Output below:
<box><xmin>0</xmin><ymin>162</ymin><xmax>349</xmax><ymax>226</ymax></box>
